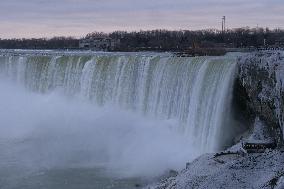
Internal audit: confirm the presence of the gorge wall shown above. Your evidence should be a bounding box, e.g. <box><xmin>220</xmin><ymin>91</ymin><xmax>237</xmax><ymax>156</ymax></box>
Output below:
<box><xmin>237</xmin><ymin>51</ymin><xmax>284</xmax><ymax>145</ymax></box>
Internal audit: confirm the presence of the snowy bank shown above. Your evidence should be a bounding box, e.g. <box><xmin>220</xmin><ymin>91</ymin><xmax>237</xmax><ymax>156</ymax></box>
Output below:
<box><xmin>146</xmin><ymin>150</ymin><xmax>284</xmax><ymax>189</ymax></box>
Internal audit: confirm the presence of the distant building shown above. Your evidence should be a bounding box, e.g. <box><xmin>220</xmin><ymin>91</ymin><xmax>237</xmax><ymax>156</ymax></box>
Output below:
<box><xmin>79</xmin><ymin>36</ymin><xmax>120</xmax><ymax>51</ymax></box>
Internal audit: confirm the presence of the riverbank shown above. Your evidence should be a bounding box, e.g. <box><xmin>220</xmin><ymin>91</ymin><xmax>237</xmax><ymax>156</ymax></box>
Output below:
<box><xmin>147</xmin><ymin>150</ymin><xmax>284</xmax><ymax>189</ymax></box>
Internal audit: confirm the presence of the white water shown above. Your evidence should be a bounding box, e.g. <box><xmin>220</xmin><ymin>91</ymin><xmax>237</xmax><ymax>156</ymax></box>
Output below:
<box><xmin>0</xmin><ymin>52</ymin><xmax>237</xmax><ymax>181</ymax></box>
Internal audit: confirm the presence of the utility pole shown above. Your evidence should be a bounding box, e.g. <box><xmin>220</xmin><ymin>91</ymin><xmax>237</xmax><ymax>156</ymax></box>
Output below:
<box><xmin>222</xmin><ymin>16</ymin><xmax>226</xmax><ymax>33</ymax></box>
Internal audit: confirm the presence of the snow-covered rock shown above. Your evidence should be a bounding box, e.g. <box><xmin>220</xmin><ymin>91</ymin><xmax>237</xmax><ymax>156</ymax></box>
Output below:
<box><xmin>147</xmin><ymin>150</ymin><xmax>284</xmax><ymax>189</ymax></box>
<box><xmin>247</xmin><ymin>117</ymin><xmax>275</xmax><ymax>144</ymax></box>
<box><xmin>238</xmin><ymin>51</ymin><xmax>284</xmax><ymax>144</ymax></box>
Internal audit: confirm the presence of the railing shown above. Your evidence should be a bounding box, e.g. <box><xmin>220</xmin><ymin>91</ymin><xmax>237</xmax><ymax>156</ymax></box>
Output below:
<box><xmin>256</xmin><ymin>47</ymin><xmax>284</xmax><ymax>51</ymax></box>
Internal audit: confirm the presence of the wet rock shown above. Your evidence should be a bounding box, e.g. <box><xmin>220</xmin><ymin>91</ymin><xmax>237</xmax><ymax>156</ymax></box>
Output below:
<box><xmin>169</xmin><ymin>170</ymin><xmax>178</xmax><ymax>177</ymax></box>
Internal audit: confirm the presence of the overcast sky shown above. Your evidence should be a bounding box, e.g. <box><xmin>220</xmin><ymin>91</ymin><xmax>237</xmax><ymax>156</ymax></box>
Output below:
<box><xmin>0</xmin><ymin>0</ymin><xmax>283</xmax><ymax>38</ymax></box>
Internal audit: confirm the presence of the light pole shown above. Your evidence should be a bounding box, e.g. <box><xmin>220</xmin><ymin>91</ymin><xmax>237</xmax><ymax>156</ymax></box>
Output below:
<box><xmin>222</xmin><ymin>16</ymin><xmax>226</xmax><ymax>33</ymax></box>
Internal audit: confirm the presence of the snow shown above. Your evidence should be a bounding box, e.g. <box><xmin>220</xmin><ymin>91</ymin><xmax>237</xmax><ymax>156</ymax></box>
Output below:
<box><xmin>276</xmin><ymin>176</ymin><xmax>284</xmax><ymax>189</ymax></box>
<box><xmin>146</xmin><ymin>150</ymin><xmax>284</xmax><ymax>189</ymax></box>
<box><xmin>247</xmin><ymin>117</ymin><xmax>275</xmax><ymax>144</ymax></box>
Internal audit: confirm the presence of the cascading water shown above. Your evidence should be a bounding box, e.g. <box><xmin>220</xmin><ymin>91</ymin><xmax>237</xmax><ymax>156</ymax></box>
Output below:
<box><xmin>0</xmin><ymin>51</ymin><xmax>237</xmax><ymax>189</ymax></box>
<box><xmin>0</xmin><ymin>53</ymin><xmax>236</xmax><ymax>151</ymax></box>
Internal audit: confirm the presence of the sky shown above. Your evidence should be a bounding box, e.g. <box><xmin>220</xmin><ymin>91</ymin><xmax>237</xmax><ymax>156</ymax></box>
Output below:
<box><xmin>0</xmin><ymin>0</ymin><xmax>283</xmax><ymax>38</ymax></box>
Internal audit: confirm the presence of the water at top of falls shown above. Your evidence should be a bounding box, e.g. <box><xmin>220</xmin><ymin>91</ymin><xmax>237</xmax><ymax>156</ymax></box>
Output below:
<box><xmin>0</xmin><ymin>51</ymin><xmax>239</xmax><ymax>184</ymax></box>
<box><xmin>0</xmin><ymin>49</ymin><xmax>172</xmax><ymax>58</ymax></box>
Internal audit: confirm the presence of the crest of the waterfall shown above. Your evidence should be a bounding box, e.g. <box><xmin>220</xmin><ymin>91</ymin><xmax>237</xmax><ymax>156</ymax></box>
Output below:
<box><xmin>0</xmin><ymin>53</ymin><xmax>237</xmax><ymax>153</ymax></box>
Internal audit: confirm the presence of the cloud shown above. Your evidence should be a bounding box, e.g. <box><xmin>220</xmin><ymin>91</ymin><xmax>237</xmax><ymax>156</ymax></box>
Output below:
<box><xmin>0</xmin><ymin>0</ymin><xmax>283</xmax><ymax>38</ymax></box>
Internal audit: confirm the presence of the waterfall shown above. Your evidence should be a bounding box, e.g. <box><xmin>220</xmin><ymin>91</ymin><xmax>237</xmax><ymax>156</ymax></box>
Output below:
<box><xmin>0</xmin><ymin>53</ymin><xmax>237</xmax><ymax>153</ymax></box>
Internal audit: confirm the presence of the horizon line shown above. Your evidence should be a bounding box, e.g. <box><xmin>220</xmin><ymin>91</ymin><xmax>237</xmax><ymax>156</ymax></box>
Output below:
<box><xmin>0</xmin><ymin>26</ymin><xmax>283</xmax><ymax>40</ymax></box>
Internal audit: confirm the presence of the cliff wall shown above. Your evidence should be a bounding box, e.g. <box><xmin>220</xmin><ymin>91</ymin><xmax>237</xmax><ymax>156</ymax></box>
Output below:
<box><xmin>237</xmin><ymin>51</ymin><xmax>284</xmax><ymax>144</ymax></box>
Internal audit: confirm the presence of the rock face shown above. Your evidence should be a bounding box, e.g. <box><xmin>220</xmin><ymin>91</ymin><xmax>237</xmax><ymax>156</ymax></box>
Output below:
<box><xmin>237</xmin><ymin>51</ymin><xmax>284</xmax><ymax>144</ymax></box>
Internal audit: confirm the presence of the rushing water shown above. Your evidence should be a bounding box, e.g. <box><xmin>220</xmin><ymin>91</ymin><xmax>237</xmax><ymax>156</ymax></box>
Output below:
<box><xmin>0</xmin><ymin>51</ymin><xmax>238</xmax><ymax>189</ymax></box>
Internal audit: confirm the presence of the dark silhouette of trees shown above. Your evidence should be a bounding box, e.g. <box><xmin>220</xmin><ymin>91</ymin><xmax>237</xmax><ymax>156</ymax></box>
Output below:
<box><xmin>109</xmin><ymin>28</ymin><xmax>284</xmax><ymax>51</ymax></box>
<box><xmin>0</xmin><ymin>27</ymin><xmax>283</xmax><ymax>51</ymax></box>
<box><xmin>0</xmin><ymin>37</ymin><xmax>79</xmax><ymax>49</ymax></box>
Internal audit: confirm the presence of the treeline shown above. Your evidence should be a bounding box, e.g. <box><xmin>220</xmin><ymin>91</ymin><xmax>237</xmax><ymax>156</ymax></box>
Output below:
<box><xmin>108</xmin><ymin>28</ymin><xmax>284</xmax><ymax>51</ymax></box>
<box><xmin>1</xmin><ymin>27</ymin><xmax>284</xmax><ymax>51</ymax></box>
<box><xmin>0</xmin><ymin>37</ymin><xmax>79</xmax><ymax>49</ymax></box>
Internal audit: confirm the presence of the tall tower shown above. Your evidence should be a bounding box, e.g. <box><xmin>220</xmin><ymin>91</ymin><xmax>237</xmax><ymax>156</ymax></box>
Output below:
<box><xmin>222</xmin><ymin>16</ymin><xmax>226</xmax><ymax>33</ymax></box>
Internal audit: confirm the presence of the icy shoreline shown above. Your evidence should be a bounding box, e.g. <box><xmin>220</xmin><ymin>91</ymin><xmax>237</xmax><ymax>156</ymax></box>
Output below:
<box><xmin>146</xmin><ymin>150</ymin><xmax>284</xmax><ymax>189</ymax></box>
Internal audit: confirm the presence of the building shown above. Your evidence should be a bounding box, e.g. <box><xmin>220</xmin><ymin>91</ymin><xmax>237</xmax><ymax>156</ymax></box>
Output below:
<box><xmin>242</xmin><ymin>140</ymin><xmax>276</xmax><ymax>153</ymax></box>
<box><xmin>79</xmin><ymin>36</ymin><xmax>120</xmax><ymax>51</ymax></box>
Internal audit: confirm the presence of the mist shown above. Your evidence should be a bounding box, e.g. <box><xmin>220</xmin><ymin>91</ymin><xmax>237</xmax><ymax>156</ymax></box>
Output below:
<box><xmin>0</xmin><ymin>80</ymin><xmax>200</xmax><ymax>178</ymax></box>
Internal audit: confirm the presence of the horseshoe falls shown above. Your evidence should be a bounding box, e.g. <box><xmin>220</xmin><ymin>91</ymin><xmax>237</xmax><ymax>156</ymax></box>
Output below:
<box><xmin>0</xmin><ymin>51</ymin><xmax>237</xmax><ymax>189</ymax></box>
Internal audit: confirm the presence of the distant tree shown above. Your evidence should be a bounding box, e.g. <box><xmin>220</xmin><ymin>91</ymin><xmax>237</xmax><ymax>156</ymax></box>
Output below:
<box><xmin>0</xmin><ymin>27</ymin><xmax>283</xmax><ymax>50</ymax></box>
<box><xmin>0</xmin><ymin>37</ymin><xmax>79</xmax><ymax>49</ymax></box>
